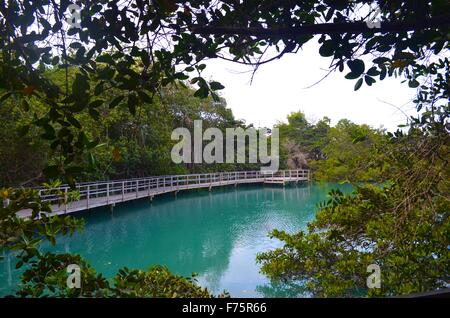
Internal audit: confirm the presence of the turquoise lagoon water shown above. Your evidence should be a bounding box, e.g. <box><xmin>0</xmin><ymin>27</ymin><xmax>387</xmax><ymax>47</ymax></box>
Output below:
<box><xmin>0</xmin><ymin>182</ymin><xmax>353</xmax><ymax>297</ymax></box>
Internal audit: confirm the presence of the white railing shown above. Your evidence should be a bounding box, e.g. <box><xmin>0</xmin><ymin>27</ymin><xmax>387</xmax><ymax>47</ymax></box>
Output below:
<box><xmin>37</xmin><ymin>170</ymin><xmax>309</xmax><ymax>211</ymax></box>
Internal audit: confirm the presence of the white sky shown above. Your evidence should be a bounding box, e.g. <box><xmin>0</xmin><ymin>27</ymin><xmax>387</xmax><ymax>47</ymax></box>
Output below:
<box><xmin>202</xmin><ymin>40</ymin><xmax>418</xmax><ymax>132</ymax></box>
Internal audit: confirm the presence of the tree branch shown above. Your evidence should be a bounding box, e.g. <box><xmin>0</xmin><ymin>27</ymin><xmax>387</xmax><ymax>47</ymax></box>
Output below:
<box><xmin>191</xmin><ymin>15</ymin><xmax>450</xmax><ymax>37</ymax></box>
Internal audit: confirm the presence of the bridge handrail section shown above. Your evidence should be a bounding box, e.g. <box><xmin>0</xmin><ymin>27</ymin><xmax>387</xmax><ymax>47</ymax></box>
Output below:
<box><xmin>37</xmin><ymin>170</ymin><xmax>310</xmax><ymax>207</ymax></box>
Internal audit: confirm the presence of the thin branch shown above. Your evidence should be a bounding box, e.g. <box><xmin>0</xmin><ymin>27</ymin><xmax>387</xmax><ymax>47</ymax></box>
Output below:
<box><xmin>377</xmin><ymin>98</ymin><xmax>411</xmax><ymax>122</ymax></box>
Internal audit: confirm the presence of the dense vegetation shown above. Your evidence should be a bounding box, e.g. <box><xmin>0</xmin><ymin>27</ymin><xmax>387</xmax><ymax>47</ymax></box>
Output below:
<box><xmin>277</xmin><ymin>111</ymin><xmax>386</xmax><ymax>182</ymax></box>
<box><xmin>0</xmin><ymin>0</ymin><xmax>449</xmax><ymax>297</ymax></box>
<box><xmin>258</xmin><ymin>125</ymin><xmax>449</xmax><ymax>297</ymax></box>
<box><xmin>0</xmin><ymin>67</ymin><xmax>254</xmax><ymax>187</ymax></box>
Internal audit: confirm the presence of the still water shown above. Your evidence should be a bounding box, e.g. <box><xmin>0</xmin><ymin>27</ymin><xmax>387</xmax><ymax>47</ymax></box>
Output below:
<box><xmin>0</xmin><ymin>182</ymin><xmax>353</xmax><ymax>297</ymax></box>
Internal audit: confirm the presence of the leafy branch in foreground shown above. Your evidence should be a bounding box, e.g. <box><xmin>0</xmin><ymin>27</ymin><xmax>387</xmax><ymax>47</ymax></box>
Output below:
<box><xmin>17</xmin><ymin>252</ymin><xmax>227</xmax><ymax>298</ymax></box>
<box><xmin>0</xmin><ymin>187</ymin><xmax>83</xmax><ymax>263</ymax></box>
<box><xmin>1</xmin><ymin>0</ymin><xmax>448</xmax><ymax>184</ymax></box>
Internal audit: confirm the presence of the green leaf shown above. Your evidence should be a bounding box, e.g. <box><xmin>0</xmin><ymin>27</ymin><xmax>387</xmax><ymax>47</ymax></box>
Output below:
<box><xmin>354</xmin><ymin>78</ymin><xmax>363</xmax><ymax>91</ymax></box>
<box><xmin>352</xmin><ymin>134</ymin><xmax>367</xmax><ymax>143</ymax></box>
<box><xmin>72</xmin><ymin>73</ymin><xmax>90</xmax><ymax>98</ymax></box>
<box><xmin>347</xmin><ymin>59</ymin><xmax>365</xmax><ymax>76</ymax></box>
<box><xmin>109</xmin><ymin>96</ymin><xmax>124</xmax><ymax>109</ymax></box>
<box><xmin>140</xmin><ymin>50</ymin><xmax>150</xmax><ymax>67</ymax></box>
<box><xmin>94</xmin><ymin>82</ymin><xmax>104</xmax><ymax>96</ymax></box>
<box><xmin>366</xmin><ymin>67</ymin><xmax>380</xmax><ymax>77</ymax></box>
<box><xmin>69</xmin><ymin>42</ymin><xmax>82</xmax><ymax>49</ymax></box>
<box><xmin>408</xmin><ymin>79</ymin><xmax>420</xmax><ymax>88</ymax></box>
<box><xmin>89</xmin><ymin>100</ymin><xmax>104</xmax><ymax>108</ymax></box>
<box><xmin>87</xmin><ymin>152</ymin><xmax>96</xmax><ymax>169</ymax></box>
<box><xmin>66</xmin><ymin>116</ymin><xmax>82</xmax><ymax>129</ymax></box>
<box><xmin>379</xmin><ymin>67</ymin><xmax>387</xmax><ymax>80</ymax></box>
<box><xmin>128</xmin><ymin>94</ymin><xmax>138</xmax><ymax>115</ymax></box>
<box><xmin>319</xmin><ymin>40</ymin><xmax>335</xmax><ymax>57</ymax></box>
<box><xmin>138</xmin><ymin>91</ymin><xmax>153</xmax><ymax>103</ymax></box>
<box><xmin>51</xmin><ymin>56</ymin><xmax>60</xmax><ymax>65</ymax></box>
<box><xmin>193</xmin><ymin>86</ymin><xmax>208</xmax><ymax>98</ymax></box>
<box><xmin>0</xmin><ymin>92</ymin><xmax>13</xmax><ymax>103</ymax></box>
<box><xmin>67</xmin><ymin>28</ymin><xmax>78</xmax><ymax>36</ymax></box>
<box><xmin>98</xmin><ymin>67</ymin><xmax>115</xmax><ymax>80</ymax></box>
<box><xmin>174</xmin><ymin>72</ymin><xmax>189</xmax><ymax>80</ymax></box>
<box><xmin>88</xmin><ymin>108</ymin><xmax>100</xmax><ymax>120</ymax></box>
<box><xmin>345</xmin><ymin>72</ymin><xmax>360</xmax><ymax>80</ymax></box>
<box><xmin>210</xmin><ymin>81</ymin><xmax>225</xmax><ymax>90</ymax></box>
<box><xmin>365</xmin><ymin>76</ymin><xmax>376</xmax><ymax>86</ymax></box>
<box><xmin>373</xmin><ymin>57</ymin><xmax>390</xmax><ymax>64</ymax></box>
<box><xmin>96</xmin><ymin>54</ymin><xmax>114</xmax><ymax>64</ymax></box>
<box><xmin>41</xmin><ymin>124</ymin><xmax>56</xmax><ymax>140</ymax></box>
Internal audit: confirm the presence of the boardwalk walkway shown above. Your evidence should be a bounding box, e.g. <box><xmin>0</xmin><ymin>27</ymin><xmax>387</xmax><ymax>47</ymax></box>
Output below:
<box><xmin>17</xmin><ymin>170</ymin><xmax>309</xmax><ymax>218</ymax></box>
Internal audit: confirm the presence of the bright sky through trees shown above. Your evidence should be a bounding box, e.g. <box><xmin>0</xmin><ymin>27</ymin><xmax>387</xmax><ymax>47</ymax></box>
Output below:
<box><xmin>203</xmin><ymin>40</ymin><xmax>416</xmax><ymax>131</ymax></box>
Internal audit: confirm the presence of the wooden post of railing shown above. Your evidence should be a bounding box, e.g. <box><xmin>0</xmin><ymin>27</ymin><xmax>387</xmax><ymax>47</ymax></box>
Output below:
<box><xmin>86</xmin><ymin>185</ymin><xmax>90</xmax><ymax>209</ymax></box>
<box><xmin>64</xmin><ymin>187</ymin><xmax>68</xmax><ymax>214</ymax></box>
<box><xmin>106</xmin><ymin>183</ymin><xmax>109</xmax><ymax>204</ymax></box>
<box><xmin>122</xmin><ymin>181</ymin><xmax>125</xmax><ymax>201</ymax></box>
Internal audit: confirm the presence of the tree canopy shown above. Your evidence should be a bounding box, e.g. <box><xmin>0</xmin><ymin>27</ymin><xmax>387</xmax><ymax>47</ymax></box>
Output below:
<box><xmin>1</xmin><ymin>0</ymin><xmax>448</xmax><ymax>183</ymax></box>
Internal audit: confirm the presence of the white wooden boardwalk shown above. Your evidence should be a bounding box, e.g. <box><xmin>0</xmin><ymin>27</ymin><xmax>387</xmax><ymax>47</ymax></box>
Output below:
<box><xmin>17</xmin><ymin>170</ymin><xmax>309</xmax><ymax>218</ymax></box>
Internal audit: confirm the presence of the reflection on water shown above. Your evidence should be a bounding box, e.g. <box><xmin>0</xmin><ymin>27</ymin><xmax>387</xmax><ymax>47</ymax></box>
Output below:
<box><xmin>0</xmin><ymin>182</ymin><xmax>353</xmax><ymax>297</ymax></box>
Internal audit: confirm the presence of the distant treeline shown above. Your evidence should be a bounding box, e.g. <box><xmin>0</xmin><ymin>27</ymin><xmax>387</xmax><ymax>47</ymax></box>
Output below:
<box><xmin>277</xmin><ymin>111</ymin><xmax>387</xmax><ymax>182</ymax></box>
